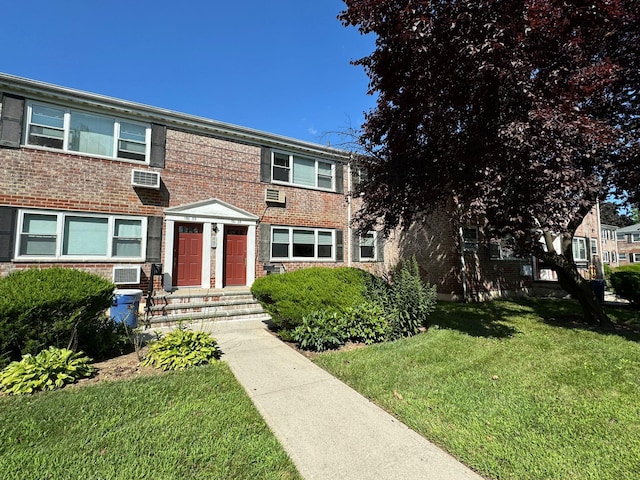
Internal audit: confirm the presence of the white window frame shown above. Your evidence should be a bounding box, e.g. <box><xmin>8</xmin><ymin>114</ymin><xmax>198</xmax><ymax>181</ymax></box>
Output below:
<box><xmin>25</xmin><ymin>101</ymin><xmax>151</xmax><ymax>163</ymax></box>
<box><xmin>602</xmin><ymin>251</ymin><xmax>610</xmax><ymax>263</ymax></box>
<box><xmin>270</xmin><ymin>151</ymin><xmax>335</xmax><ymax>191</ymax></box>
<box><xmin>572</xmin><ymin>237</ymin><xmax>588</xmax><ymax>262</ymax></box>
<box><xmin>619</xmin><ymin>253</ymin><xmax>628</xmax><ymax>260</ymax></box>
<box><xmin>269</xmin><ymin>226</ymin><xmax>335</xmax><ymax>261</ymax></box>
<box><xmin>15</xmin><ymin>209</ymin><xmax>147</xmax><ymax>261</ymax></box>
<box><xmin>359</xmin><ymin>231</ymin><xmax>377</xmax><ymax>261</ymax></box>
<box><xmin>590</xmin><ymin>238</ymin><xmax>598</xmax><ymax>255</ymax></box>
<box><xmin>632</xmin><ymin>233</ymin><xmax>640</xmax><ymax>243</ymax></box>
<box><xmin>632</xmin><ymin>253</ymin><xmax>640</xmax><ymax>263</ymax></box>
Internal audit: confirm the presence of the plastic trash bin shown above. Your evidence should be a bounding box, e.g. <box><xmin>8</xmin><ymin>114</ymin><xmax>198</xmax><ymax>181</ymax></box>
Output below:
<box><xmin>590</xmin><ymin>279</ymin><xmax>606</xmax><ymax>303</ymax></box>
<box><xmin>110</xmin><ymin>289</ymin><xmax>143</xmax><ymax>328</ymax></box>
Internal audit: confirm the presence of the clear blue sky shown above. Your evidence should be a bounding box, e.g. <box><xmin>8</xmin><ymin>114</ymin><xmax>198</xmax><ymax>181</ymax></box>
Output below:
<box><xmin>1</xmin><ymin>0</ymin><xmax>376</xmax><ymax>146</ymax></box>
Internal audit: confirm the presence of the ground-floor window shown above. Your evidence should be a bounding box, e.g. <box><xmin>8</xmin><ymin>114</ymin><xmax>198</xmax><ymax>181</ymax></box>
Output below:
<box><xmin>17</xmin><ymin>209</ymin><xmax>146</xmax><ymax>261</ymax></box>
<box><xmin>572</xmin><ymin>237</ymin><xmax>588</xmax><ymax>262</ymax></box>
<box><xmin>270</xmin><ymin>226</ymin><xmax>335</xmax><ymax>261</ymax></box>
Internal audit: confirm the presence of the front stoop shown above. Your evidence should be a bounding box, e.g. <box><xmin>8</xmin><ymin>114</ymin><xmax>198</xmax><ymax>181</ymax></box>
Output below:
<box><xmin>143</xmin><ymin>288</ymin><xmax>271</xmax><ymax>327</ymax></box>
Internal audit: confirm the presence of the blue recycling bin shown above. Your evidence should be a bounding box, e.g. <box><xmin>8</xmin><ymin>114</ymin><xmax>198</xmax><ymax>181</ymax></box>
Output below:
<box><xmin>110</xmin><ymin>289</ymin><xmax>143</xmax><ymax>328</ymax></box>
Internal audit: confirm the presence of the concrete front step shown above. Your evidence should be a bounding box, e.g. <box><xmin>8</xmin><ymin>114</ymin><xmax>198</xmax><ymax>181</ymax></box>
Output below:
<box><xmin>145</xmin><ymin>310</ymin><xmax>272</xmax><ymax>327</ymax></box>
<box><xmin>142</xmin><ymin>287</ymin><xmax>269</xmax><ymax>327</ymax></box>
<box><xmin>147</xmin><ymin>298</ymin><xmax>262</xmax><ymax>315</ymax></box>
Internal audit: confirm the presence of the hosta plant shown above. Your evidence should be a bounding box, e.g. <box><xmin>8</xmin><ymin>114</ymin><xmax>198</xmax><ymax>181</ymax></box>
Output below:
<box><xmin>0</xmin><ymin>346</ymin><xmax>94</xmax><ymax>395</ymax></box>
<box><xmin>141</xmin><ymin>328</ymin><xmax>222</xmax><ymax>371</ymax></box>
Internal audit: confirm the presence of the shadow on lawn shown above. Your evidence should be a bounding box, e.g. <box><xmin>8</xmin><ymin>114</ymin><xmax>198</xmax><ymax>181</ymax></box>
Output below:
<box><xmin>512</xmin><ymin>297</ymin><xmax>640</xmax><ymax>343</ymax></box>
<box><xmin>430</xmin><ymin>301</ymin><xmax>520</xmax><ymax>339</ymax></box>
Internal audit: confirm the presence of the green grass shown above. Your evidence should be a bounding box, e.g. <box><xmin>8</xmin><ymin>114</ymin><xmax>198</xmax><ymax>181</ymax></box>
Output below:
<box><xmin>0</xmin><ymin>363</ymin><xmax>300</xmax><ymax>480</ymax></box>
<box><xmin>314</xmin><ymin>298</ymin><xmax>640</xmax><ymax>480</ymax></box>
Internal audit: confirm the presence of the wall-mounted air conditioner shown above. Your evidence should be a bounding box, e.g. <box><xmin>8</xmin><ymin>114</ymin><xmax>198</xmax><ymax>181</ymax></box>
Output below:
<box><xmin>265</xmin><ymin>188</ymin><xmax>286</xmax><ymax>205</ymax></box>
<box><xmin>131</xmin><ymin>170</ymin><xmax>161</xmax><ymax>189</ymax></box>
<box><xmin>113</xmin><ymin>265</ymin><xmax>141</xmax><ymax>285</ymax></box>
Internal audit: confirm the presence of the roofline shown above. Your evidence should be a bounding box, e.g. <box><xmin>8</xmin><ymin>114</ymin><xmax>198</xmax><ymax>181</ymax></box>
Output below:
<box><xmin>0</xmin><ymin>72</ymin><xmax>350</xmax><ymax>162</ymax></box>
<box><xmin>616</xmin><ymin>223</ymin><xmax>640</xmax><ymax>233</ymax></box>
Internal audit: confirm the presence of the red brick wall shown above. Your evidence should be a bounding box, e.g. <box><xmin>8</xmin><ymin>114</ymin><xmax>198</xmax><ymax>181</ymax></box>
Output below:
<box><xmin>1</xmin><ymin>125</ymin><xmax>351</xmax><ymax>286</ymax></box>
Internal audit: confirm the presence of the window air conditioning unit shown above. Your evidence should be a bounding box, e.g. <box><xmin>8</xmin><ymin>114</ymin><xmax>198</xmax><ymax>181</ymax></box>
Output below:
<box><xmin>113</xmin><ymin>266</ymin><xmax>141</xmax><ymax>285</ymax></box>
<box><xmin>131</xmin><ymin>170</ymin><xmax>161</xmax><ymax>189</ymax></box>
<box><xmin>265</xmin><ymin>188</ymin><xmax>286</xmax><ymax>205</ymax></box>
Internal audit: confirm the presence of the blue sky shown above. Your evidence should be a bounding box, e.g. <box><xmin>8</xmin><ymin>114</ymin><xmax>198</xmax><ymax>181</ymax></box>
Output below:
<box><xmin>1</xmin><ymin>0</ymin><xmax>376</xmax><ymax>146</ymax></box>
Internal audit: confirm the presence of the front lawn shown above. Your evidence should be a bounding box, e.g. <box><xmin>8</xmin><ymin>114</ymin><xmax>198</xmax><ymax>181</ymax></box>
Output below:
<box><xmin>314</xmin><ymin>299</ymin><xmax>640</xmax><ymax>480</ymax></box>
<box><xmin>0</xmin><ymin>363</ymin><xmax>300</xmax><ymax>480</ymax></box>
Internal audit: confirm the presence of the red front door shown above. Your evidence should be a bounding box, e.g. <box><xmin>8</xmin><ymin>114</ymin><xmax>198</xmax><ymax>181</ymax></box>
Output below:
<box><xmin>173</xmin><ymin>223</ymin><xmax>203</xmax><ymax>287</ymax></box>
<box><xmin>224</xmin><ymin>227</ymin><xmax>247</xmax><ymax>286</ymax></box>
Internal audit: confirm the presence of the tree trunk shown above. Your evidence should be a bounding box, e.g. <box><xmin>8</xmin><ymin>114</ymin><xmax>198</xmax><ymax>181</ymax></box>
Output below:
<box><xmin>538</xmin><ymin>235</ymin><xmax>612</xmax><ymax>327</ymax></box>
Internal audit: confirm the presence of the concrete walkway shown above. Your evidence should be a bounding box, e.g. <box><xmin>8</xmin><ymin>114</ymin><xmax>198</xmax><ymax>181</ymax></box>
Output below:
<box><xmin>192</xmin><ymin>317</ymin><xmax>485</xmax><ymax>480</ymax></box>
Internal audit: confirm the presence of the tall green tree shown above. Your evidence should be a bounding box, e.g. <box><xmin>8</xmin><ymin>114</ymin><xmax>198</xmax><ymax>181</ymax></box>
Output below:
<box><xmin>341</xmin><ymin>0</ymin><xmax>640</xmax><ymax>325</ymax></box>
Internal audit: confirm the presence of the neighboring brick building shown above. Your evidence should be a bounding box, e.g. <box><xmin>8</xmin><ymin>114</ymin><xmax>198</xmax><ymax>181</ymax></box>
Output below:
<box><xmin>616</xmin><ymin>223</ymin><xmax>640</xmax><ymax>265</ymax></box>
<box><xmin>0</xmin><ymin>74</ymin><xmax>384</xmax><ymax>295</ymax></box>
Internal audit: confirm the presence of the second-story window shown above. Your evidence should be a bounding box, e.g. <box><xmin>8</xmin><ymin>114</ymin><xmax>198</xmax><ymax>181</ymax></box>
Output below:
<box><xmin>26</xmin><ymin>102</ymin><xmax>150</xmax><ymax>162</ymax></box>
<box><xmin>271</xmin><ymin>151</ymin><xmax>335</xmax><ymax>191</ymax></box>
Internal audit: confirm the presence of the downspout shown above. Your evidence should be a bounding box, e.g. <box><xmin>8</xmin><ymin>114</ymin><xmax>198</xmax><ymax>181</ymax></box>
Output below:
<box><xmin>453</xmin><ymin>196</ymin><xmax>467</xmax><ymax>302</ymax></box>
<box><xmin>346</xmin><ymin>155</ymin><xmax>353</xmax><ymax>267</ymax></box>
<box><xmin>459</xmin><ymin>224</ymin><xmax>468</xmax><ymax>302</ymax></box>
<box><xmin>594</xmin><ymin>199</ymin><xmax>604</xmax><ymax>279</ymax></box>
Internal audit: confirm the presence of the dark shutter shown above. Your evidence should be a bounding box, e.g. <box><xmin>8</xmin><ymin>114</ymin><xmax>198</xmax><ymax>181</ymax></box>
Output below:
<box><xmin>258</xmin><ymin>222</ymin><xmax>271</xmax><ymax>262</ymax></box>
<box><xmin>352</xmin><ymin>231</ymin><xmax>360</xmax><ymax>262</ymax></box>
<box><xmin>0</xmin><ymin>207</ymin><xmax>17</xmax><ymax>261</ymax></box>
<box><xmin>146</xmin><ymin>216</ymin><xmax>163</xmax><ymax>262</ymax></box>
<box><xmin>149</xmin><ymin>124</ymin><xmax>166</xmax><ymax>168</ymax></box>
<box><xmin>0</xmin><ymin>95</ymin><xmax>25</xmax><ymax>148</ymax></box>
<box><xmin>335</xmin><ymin>162</ymin><xmax>344</xmax><ymax>194</ymax></box>
<box><xmin>376</xmin><ymin>232</ymin><xmax>385</xmax><ymax>263</ymax></box>
<box><xmin>260</xmin><ymin>147</ymin><xmax>272</xmax><ymax>183</ymax></box>
<box><xmin>336</xmin><ymin>229</ymin><xmax>344</xmax><ymax>262</ymax></box>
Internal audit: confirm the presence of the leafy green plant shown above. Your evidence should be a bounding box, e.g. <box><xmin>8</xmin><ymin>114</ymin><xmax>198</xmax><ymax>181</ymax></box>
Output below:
<box><xmin>292</xmin><ymin>310</ymin><xmax>349</xmax><ymax>351</ymax></box>
<box><xmin>0</xmin><ymin>267</ymin><xmax>115</xmax><ymax>367</ymax></box>
<box><xmin>343</xmin><ymin>302</ymin><xmax>389</xmax><ymax>344</ymax></box>
<box><xmin>0</xmin><ymin>346</ymin><xmax>94</xmax><ymax>395</ymax></box>
<box><xmin>141</xmin><ymin>328</ymin><xmax>222</xmax><ymax>371</ymax></box>
<box><xmin>365</xmin><ymin>256</ymin><xmax>437</xmax><ymax>339</ymax></box>
<box><xmin>251</xmin><ymin>267</ymin><xmax>373</xmax><ymax>330</ymax></box>
<box><xmin>610</xmin><ymin>265</ymin><xmax>640</xmax><ymax>305</ymax></box>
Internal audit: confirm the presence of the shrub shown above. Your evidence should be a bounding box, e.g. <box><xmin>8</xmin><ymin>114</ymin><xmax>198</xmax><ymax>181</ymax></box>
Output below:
<box><xmin>0</xmin><ymin>268</ymin><xmax>115</xmax><ymax>367</ymax></box>
<box><xmin>610</xmin><ymin>265</ymin><xmax>640</xmax><ymax>305</ymax></box>
<box><xmin>292</xmin><ymin>310</ymin><xmax>349</xmax><ymax>352</ymax></box>
<box><xmin>367</xmin><ymin>256</ymin><xmax>437</xmax><ymax>340</ymax></box>
<box><xmin>251</xmin><ymin>267</ymin><xmax>373</xmax><ymax>330</ymax></box>
<box><xmin>343</xmin><ymin>302</ymin><xmax>389</xmax><ymax>344</ymax></box>
<box><xmin>0</xmin><ymin>346</ymin><xmax>94</xmax><ymax>395</ymax></box>
<box><xmin>141</xmin><ymin>328</ymin><xmax>222</xmax><ymax>371</ymax></box>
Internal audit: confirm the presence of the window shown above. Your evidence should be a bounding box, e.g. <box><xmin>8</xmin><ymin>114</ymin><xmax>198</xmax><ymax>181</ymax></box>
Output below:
<box><xmin>632</xmin><ymin>253</ymin><xmax>640</xmax><ymax>263</ymax></box>
<box><xmin>590</xmin><ymin>239</ymin><xmax>598</xmax><ymax>255</ymax></box>
<box><xmin>612</xmin><ymin>252</ymin><xmax>617</xmax><ymax>263</ymax></box>
<box><xmin>462</xmin><ymin>227</ymin><xmax>478</xmax><ymax>251</ymax></box>
<box><xmin>633</xmin><ymin>233</ymin><xmax>640</xmax><ymax>242</ymax></box>
<box><xmin>617</xmin><ymin>233</ymin><xmax>626</xmax><ymax>241</ymax></box>
<box><xmin>26</xmin><ymin>102</ymin><xmax>150</xmax><ymax>162</ymax></box>
<box><xmin>359</xmin><ymin>231</ymin><xmax>376</xmax><ymax>260</ymax></box>
<box><xmin>271</xmin><ymin>151</ymin><xmax>335</xmax><ymax>190</ymax></box>
<box><xmin>602</xmin><ymin>251</ymin><xmax>610</xmax><ymax>263</ymax></box>
<box><xmin>270</xmin><ymin>226</ymin><xmax>335</xmax><ymax>260</ymax></box>
<box><xmin>572</xmin><ymin>237</ymin><xmax>588</xmax><ymax>262</ymax></box>
<box><xmin>17</xmin><ymin>210</ymin><xmax>146</xmax><ymax>260</ymax></box>
<box><xmin>489</xmin><ymin>238</ymin><xmax>517</xmax><ymax>260</ymax></box>
<box><xmin>620</xmin><ymin>253</ymin><xmax>627</xmax><ymax>260</ymax></box>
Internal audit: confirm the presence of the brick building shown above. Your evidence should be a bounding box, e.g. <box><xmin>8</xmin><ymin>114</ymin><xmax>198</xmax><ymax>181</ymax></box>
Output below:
<box><xmin>616</xmin><ymin>223</ymin><xmax>640</xmax><ymax>265</ymax></box>
<box><xmin>0</xmin><ymin>74</ymin><xmax>384</xmax><ymax>298</ymax></box>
